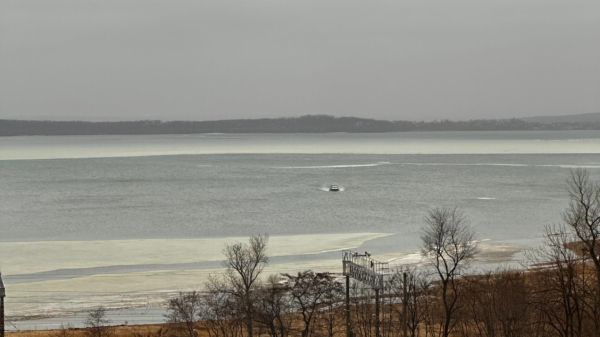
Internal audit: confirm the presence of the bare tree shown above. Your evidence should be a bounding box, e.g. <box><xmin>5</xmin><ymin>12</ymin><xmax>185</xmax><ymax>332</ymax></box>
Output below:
<box><xmin>387</xmin><ymin>268</ymin><xmax>431</xmax><ymax>337</ymax></box>
<box><xmin>223</xmin><ymin>234</ymin><xmax>269</xmax><ymax>337</ymax></box>
<box><xmin>165</xmin><ymin>291</ymin><xmax>203</xmax><ymax>337</ymax></box>
<box><xmin>564</xmin><ymin>169</ymin><xmax>600</xmax><ymax>294</ymax></box>
<box><xmin>350</xmin><ymin>283</ymin><xmax>375</xmax><ymax>337</ymax></box>
<box><xmin>85</xmin><ymin>307</ymin><xmax>112</xmax><ymax>337</ymax></box>
<box><xmin>421</xmin><ymin>207</ymin><xmax>477</xmax><ymax>337</ymax></box>
<box><xmin>202</xmin><ymin>277</ymin><xmax>245</xmax><ymax>337</ymax></box>
<box><xmin>319</xmin><ymin>275</ymin><xmax>345</xmax><ymax>337</ymax></box>
<box><xmin>521</xmin><ymin>170</ymin><xmax>600</xmax><ymax>337</ymax></box>
<box><xmin>528</xmin><ymin>226</ymin><xmax>592</xmax><ymax>337</ymax></box>
<box><xmin>284</xmin><ymin>270</ymin><xmax>343</xmax><ymax>337</ymax></box>
<box><xmin>254</xmin><ymin>275</ymin><xmax>293</xmax><ymax>337</ymax></box>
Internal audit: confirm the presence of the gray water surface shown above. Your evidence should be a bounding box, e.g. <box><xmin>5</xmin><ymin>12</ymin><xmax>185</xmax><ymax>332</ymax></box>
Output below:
<box><xmin>2</xmin><ymin>131</ymin><xmax>600</xmax><ymax>327</ymax></box>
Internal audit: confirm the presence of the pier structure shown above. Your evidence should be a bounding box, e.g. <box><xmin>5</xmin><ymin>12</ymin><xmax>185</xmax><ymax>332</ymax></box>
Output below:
<box><xmin>342</xmin><ymin>250</ymin><xmax>390</xmax><ymax>337</ymax></box>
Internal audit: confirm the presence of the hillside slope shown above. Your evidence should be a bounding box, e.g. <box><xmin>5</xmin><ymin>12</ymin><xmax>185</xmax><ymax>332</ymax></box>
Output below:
<box><xmin>523</xmin><ymin>112</ymin><xmax>600</xmax><ymax>124</ymax></box>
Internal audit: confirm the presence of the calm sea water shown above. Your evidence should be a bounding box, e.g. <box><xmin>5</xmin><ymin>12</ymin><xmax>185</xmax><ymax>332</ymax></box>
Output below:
<box><xmin>2</xmin><ymin>131</ymin><xmax>600</xmax><ymax>328</ymax></box>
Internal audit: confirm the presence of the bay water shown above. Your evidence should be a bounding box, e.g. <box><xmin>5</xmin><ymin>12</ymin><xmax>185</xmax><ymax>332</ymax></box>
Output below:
<box><xmin>2</xmin><ymin>131</ymin><xmax>600</xmax><ymax>329</ymax></box>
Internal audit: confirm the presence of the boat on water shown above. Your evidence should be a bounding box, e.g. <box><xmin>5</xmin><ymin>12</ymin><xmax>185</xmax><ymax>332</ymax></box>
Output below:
<box><xmin>329</xmin><ymin>185</ymin><xmax>340</xmax><ymax>192</ymax></box>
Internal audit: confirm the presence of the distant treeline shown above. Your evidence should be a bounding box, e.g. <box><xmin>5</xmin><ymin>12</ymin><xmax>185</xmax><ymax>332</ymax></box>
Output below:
<box><xmin>2</xmin><ymin>115</ymin><xmax>600</xmax><ymax>136</ymax></box>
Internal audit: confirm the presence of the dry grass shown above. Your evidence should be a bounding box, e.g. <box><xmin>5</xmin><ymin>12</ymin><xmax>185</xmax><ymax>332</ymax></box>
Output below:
<box><xmin>7</xmin><ymin>255</ymin><xmax>598</xmax><ymax>337</ymax></box>
<box><xmin>7</xmin><ymin>324</ymin><xmax>176</xmax><ymax>337</ymax></box>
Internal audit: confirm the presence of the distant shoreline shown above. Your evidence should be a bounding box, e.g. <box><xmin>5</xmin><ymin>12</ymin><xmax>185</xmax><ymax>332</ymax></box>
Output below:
<box><xmin>2</xmin><ymin>114</ymin><xmax>600</xmax><ymax>136</ymax></box>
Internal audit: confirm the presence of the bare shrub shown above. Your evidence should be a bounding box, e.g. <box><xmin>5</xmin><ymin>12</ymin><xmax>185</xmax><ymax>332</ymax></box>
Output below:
<box><xmin>461</xmin><ymin>270</ymin><xmax>530</xmax><ymax>337</ymax></box>
<box><xmin>165</xmin><ymin>291</ymin><xmax>203</xmax><ymax>337</ymax></box>
<box><xmin>85</xmin><ymin>307</ymin><xmax>112</xmax><ymax>337</ymax></box>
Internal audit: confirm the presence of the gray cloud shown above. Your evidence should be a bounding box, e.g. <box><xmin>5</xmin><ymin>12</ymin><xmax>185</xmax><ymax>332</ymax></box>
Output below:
<box><xmin>1</xmin><ymin>0</ymin><xmax>599</xmax><ymax>121</ymax></box>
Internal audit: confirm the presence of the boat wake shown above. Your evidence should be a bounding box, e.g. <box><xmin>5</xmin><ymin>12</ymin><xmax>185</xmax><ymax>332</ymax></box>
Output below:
<box><xmin>398</xmin><ymin>162</ymin><xmax>529</xmax><ymax>167</ymax></box>
<box><xmin>398</xmin><ymin>162</ymin><xmax>600</xmax><ymax>169</ymax></box>
<box><xmin>275</xmin><ymin>162</ymin><xmax>390</xmax><ymax>169</ymax></box>
<box><xmin>319</xmin><ymin>186</ymin><xmax>345</xmax><ymax>192</ymax></box>
<box><xmin>537</xmin><ymin>164</ymin><xmax>600</xmax><ymax>169</ymax></box>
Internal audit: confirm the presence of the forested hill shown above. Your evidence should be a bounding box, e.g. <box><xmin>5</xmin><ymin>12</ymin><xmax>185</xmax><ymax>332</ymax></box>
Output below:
<box><xmin>523</xmin><ymin>112</ymin><xmax>600</xmax><ymax>125</ymax></box>
<box><xmin>1</xmin><ymin>115</ymin><xmax>599</xmax><ymax>136</ymax></box>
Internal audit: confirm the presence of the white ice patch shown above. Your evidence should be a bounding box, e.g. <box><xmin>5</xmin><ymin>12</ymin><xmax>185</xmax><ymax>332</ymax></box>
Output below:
<box><xmin>0</xmin><ymin>233</ymin><xmax>392</xmax><ymax>276</ymax></box>
<box><xmin>1</xmin><ymin>233</ymin><xmax>392</xmax><ymax>318</ymax></box>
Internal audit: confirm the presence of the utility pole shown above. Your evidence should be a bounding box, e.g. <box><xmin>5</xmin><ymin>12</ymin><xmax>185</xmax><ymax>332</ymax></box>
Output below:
<box><xmin>1</xmin><ymin>273</ymin><xmax>5</xmax><ymax>337</ymax></box>
<box><xmin>375</xmin><ymin>288</ymin><xmax>380</xmax><ymax>337</ymax></box>
<box><xmin>345</xmin><ymin>274</ymin><xmax>352</xmax><ymax>337</ymax></box>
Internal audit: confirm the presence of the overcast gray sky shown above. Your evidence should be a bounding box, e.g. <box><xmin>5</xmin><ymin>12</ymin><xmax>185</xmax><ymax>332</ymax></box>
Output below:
<box><xmin>1</xmin><ymin>0</ymin><xmax>599</xmax><ymax>122</ymax></box>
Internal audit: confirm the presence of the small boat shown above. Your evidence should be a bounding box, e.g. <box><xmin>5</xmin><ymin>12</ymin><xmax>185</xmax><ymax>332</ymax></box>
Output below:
<box><xmin>329</xmin><ymin>185</ymin><xmax>340</xmax><ymax>192</ymax></box>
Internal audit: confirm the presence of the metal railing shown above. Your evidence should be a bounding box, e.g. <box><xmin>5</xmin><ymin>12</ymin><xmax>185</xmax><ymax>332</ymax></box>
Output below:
<box><xmin>342</xmin><ymin>250</ymin><xmax>390</xmax><ymax>289</ymax></box>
